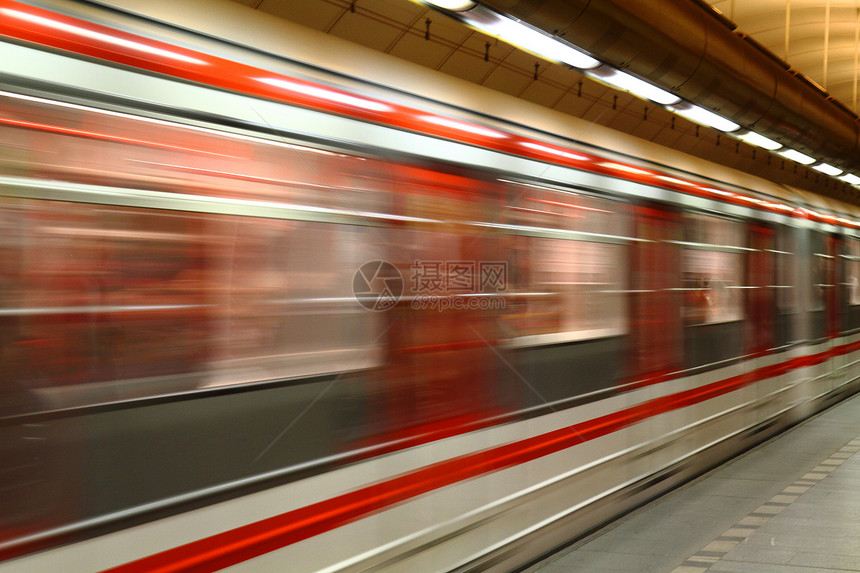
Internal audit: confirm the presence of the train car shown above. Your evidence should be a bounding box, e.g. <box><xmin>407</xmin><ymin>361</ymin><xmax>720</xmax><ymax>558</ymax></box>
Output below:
<box><xmin>1</xmin><ymin>0</ymin><xmax>860</xmax><ymax>571</ymax></box>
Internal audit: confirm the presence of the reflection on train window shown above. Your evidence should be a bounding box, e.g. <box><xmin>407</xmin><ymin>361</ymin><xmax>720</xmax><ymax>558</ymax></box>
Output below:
<box><xmin>808</xmin><ymin>232</ymin><xmax>828</xmax><ymax>312</ymax></box>
<box><xmin>0</xmin><ymin>93</ymin><xmax>392</xmax><ymax>215</ymax></box>
<box><xmin>681</xmin><ymin>214</ymin><xmax>744</xmax><ymax>325</ymax></box>
<box><xmin>4</xmin><ymin>200</ymin><xmax>383</xmax><ymax>409</ymax></box>
<box><xmin>526</xmin><ymin>239</ymin><xmax>627</xmax><ymax>336</ymax></box>
<box><xmin>502</xmin><ymin>183</ymin><xmax>629</xmax><ymax>341</ymax></box>
<box><xmin>846</xmin><ymin>237</ymin><xmax>860</xmax><ymax>306</ymax></box>
<box><xmin>503</xmin><ymin>180</ymin><xmax>628</xmax><ymax>236</ymax></box>
<box><xmin>775</xmin><ymin>226</ymin><xmax>798</xmax><ymax>314</ymax></box>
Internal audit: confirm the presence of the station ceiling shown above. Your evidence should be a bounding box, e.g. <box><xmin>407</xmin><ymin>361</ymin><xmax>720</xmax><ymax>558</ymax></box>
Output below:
<box><xmin>711</xmin><ymin>0</ymin><xmax>860</xmax><ymax>114</ymax></box>
<box><xmin>229</xmin><ymin>0</ymin><xmax>860</xmax><ymax>204</ymax></box>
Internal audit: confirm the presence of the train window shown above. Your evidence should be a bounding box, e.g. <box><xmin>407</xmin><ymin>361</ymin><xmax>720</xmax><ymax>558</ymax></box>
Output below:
<box><xmin>5</xmin><ymin>199</ymin><xmax>383</xmax><ymax>412</ymax></box>
<box><xmin>806</xmin><ymin>231</ymin><xmax>840</xmax><ymax>340</ymax></box>
<box><xmin>845</xmin><ymin>238</ymin><xmax>860</xmax><ymax>306</ymax></box>
<box><xmin>201</xmin><ymin>217</ymin><xmax>383</xmax><ymax>389</ymax></box>
<box><xmin>501</xmin><ymin>183</ymin><xmax>630</xmax><ymax>341</ymax></box>
<box><xmin>681</xmin><ymin>214</ymin><xmax>744</xmax><ymax>326</ymax></box>
<box><xmin>1</xmin><ymin>92</ymin><xmax>392</xmax><ymax>215</ymax></box>
<box><xmin>775</xmin><ymin>226</ymin><xmax>799</xmax><ymax>313</ymax></box>
<box><xmin>680</xmin><ymin>213</ymin><xmax>745</xmax><ymax>368</ymax></box>
<box><xmin>527</xmin><ymin>238</ymin><xmax>627</xmax><ymax>336</ymax></box>
<box><xmin>808</xmin><ymin>232</ymin><xmax>828</xmax><ymax>314</ymax></box>
<box><xmin>844</xmin><ymin>237</ymin><xmax>860</xmax><ymax>333</ymax></box>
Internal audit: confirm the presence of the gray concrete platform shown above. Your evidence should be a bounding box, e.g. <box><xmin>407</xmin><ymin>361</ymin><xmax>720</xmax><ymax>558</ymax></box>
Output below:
<box><xmin>528</xmin><ymin>392</ymin><xmax>860</xmax><ymax>572</ymax></box>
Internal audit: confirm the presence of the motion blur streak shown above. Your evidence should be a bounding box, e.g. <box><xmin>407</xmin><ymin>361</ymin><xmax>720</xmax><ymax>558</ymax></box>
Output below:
<box><xmin>1</xmin><ymin>1</ymin><xmax>860</xmax><ymax>572</ymax></box>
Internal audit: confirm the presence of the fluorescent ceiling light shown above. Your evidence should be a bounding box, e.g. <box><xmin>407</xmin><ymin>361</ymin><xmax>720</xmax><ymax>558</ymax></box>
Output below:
<box><xmin>736</xmin><ymin>131</ymin><xmax>782</xmax><ymax>150</ymax></box>
<box><xmin>465</xmin><ymin>10</ymin><xmax>600</xmax><ymax>70</ymax></box>
<box><xmin>812</xmin><ymin>163</ymin><xmax>843</xmax><ymax>176</ymax></box>
<box><xmin>777</xmin><ymin>148</ymin><xmax>816</xmax><ymax>165</ymax></box>
<box><xmin>420</xmin><ymin>115</ymin><xmax>507</xmax><ymax>138</ymax></box>
<box><xmin>257</xmin><ymin>78</ymin><xmax>392</xmax><ymax>113</ymax></box>
<box><xmin>838</xmin><ymin>173</ymin><xmax>860</xmax><ymax>185</ymax></box>
<box><xmin>591</xmin><ymin>69</ymin><xmax>680</xmax><ymax>105</ymax></box>
<box><xmin>670</xmin><ymin>104</ymin><xmax>740</xmax><ymax>132</ymax></box>
<box><xmin>1</xmin><ymin>8</ymin><xmax>207</xmax><ymax>65</ymax></box>
<box><xmin>422</xmin><ymin>0</ymin><xmax>477</xmax><ymax>10</ymax></box>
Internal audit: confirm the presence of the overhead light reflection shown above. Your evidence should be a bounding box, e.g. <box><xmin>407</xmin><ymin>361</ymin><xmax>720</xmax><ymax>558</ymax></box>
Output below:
<box><xmin>656</xmin><ymin>175</ymin><xmax>696</xmax><ymax>186</ymax></box>
<box><xmin>256</xmin><ymin>78</ymin><xmax>393</xmax><ymax>113</ymax></box>
<box><xmin>1</xmin><ymin>8</ymin><xmax>208</xmax><ymax>65</ymax></box>
<box><xmin>598</xmin><ymin>162</ymin><xmax>651</xmax><ymax>176</ymax></box>
<box><xmin>699</xmin><ymin>187</ymin><xmax>734</xmax><ymax>197</ymax></box>
<box><xmin>419</xmin><ymin>115</ymin><xmax>507</xmax><ymax>138</ymax></box>
<box><xmin>521</xmin><ymin>141</ymin><xmax>589</xmax><ymax>161</ymax></box>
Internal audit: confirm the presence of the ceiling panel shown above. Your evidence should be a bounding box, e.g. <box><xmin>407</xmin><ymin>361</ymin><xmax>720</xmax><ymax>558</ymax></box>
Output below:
<box><xmin>710</xmin><ymin>0</ymin><xmax>860</xmax><ymax>111</ymax></box>
<box><xmin>518</xmin><ymin>74</ymin><xmax>566</xmax><ymax>107</ymax></box>
<box><xmin>257</xmin><ymin>0</ymin><xmax>344</xmax><ymax>30</ymax></box>
<box><xmin>329</xmin><ymin>10</ymin><xmax>405</xmax><ymax>51</ymax></box>
<box><xmin>387</xmin><ymin>30</ymin><xmax>455</xmax><ymax>69</ymax></box>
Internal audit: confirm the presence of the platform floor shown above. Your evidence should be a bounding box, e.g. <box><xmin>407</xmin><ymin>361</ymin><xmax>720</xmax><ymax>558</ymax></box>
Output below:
<box><xmin>528</xmin><ymin>392</ymin><xmax>860</xmax><ymax>573</ymax></box>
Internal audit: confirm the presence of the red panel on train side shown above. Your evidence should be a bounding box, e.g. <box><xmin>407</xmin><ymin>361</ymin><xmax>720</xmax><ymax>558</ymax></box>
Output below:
<box><xmin>826</xmin><ymin>235</ymin><xmax>842</xmax><ymax>338</ymax></box>
<box><xmin>629</xmin><ymin>205</ymin><xmax>682</xmax><ymax>379</ymax></box>
<box><xmin>746</xmin><ymin>224</ymin><xmax>776</xmax><ymax>354</ymax></box>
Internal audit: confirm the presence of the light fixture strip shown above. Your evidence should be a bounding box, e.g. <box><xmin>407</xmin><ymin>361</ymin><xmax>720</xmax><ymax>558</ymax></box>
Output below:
<box><xmin>778</xmin><ymin>148</ymin><xmax>816</xmax><ymax>165</ymax></box>
<box><xmin>668</xmin><ymin>104</ymin><xmax>740</xmax><ymax>132</ymax></box>
<box><xmin>588</xmin><ymin>69</ymin><xmax>680</xmax><ymax>105</ymax></box>
<box><xmin>462</xmin><ymin>6</ymin><xmax>600</xmax><ymax>70</ymax></box>
<box><xmin>736</xmin><ymin>131</ymin><xmax>782</xmax><ymax>151</ymax></box>
<box><xmin>419</xmin><ymin>2</ymin><xmax>860</xmax><ymax>191</ymax></box>
<box><xmin>812</xmin><ymin>163</ymin><xmax>843</xmax><ymax>176</ymax></box>
<box><xmin>421</xmin><ymin>0</ymin><xmax>477</xmax><ymax>10</ymax></box>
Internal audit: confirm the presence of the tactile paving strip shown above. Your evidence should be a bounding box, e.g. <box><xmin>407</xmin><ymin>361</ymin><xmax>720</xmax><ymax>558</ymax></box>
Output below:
<box><xmin>671</xmin><ymin>436</ymin><xmax>860</xmax><ymax>573</ymax></box>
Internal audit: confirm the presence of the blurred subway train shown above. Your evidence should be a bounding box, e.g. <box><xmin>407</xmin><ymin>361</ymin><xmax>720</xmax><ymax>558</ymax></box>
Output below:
<box><xmin>2</xmin><ymin>0</ymin><xmax>860</xmax><ymax>571</ymax></box>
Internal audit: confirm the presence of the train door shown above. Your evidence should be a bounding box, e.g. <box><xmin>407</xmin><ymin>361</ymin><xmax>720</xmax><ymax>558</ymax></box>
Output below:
<box><xmin>824</xmin><ymin>235</ymin><xmax>842</xmax><ymax>338</ymax></box>
<box><xmin>774</xmin><ymin>225</ymin><xmax>800</xmax><ymax>346</ymax></box>
<box><xmin>629</xmin><ymin>204</ymin><xmax>682</xmax><ymax>381</ymax></box>
<box><xmin>808</xmin><ymin>231</ymin><xmax>842</xmax><ymax>340</ymax></box>
<box><xmin>746</xmin><ymin>224</ymin><xmax>776</xmax><ymax>355</ymax></box>
<box><xmin>374</xmin><ymin>163</ymin><xmax>505</xmax><ymax>444</ymax></box>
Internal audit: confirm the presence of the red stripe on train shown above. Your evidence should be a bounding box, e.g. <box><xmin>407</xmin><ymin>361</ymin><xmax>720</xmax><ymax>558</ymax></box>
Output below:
<box><xmin>0</xmin><ymin>0</ymin><xmax>850</xmax><ymax>226</ymax></box>
<box><xmin>103</xmin><ymin>340</ymin><xmax>855</xmax><ymax>572</ymax></box>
